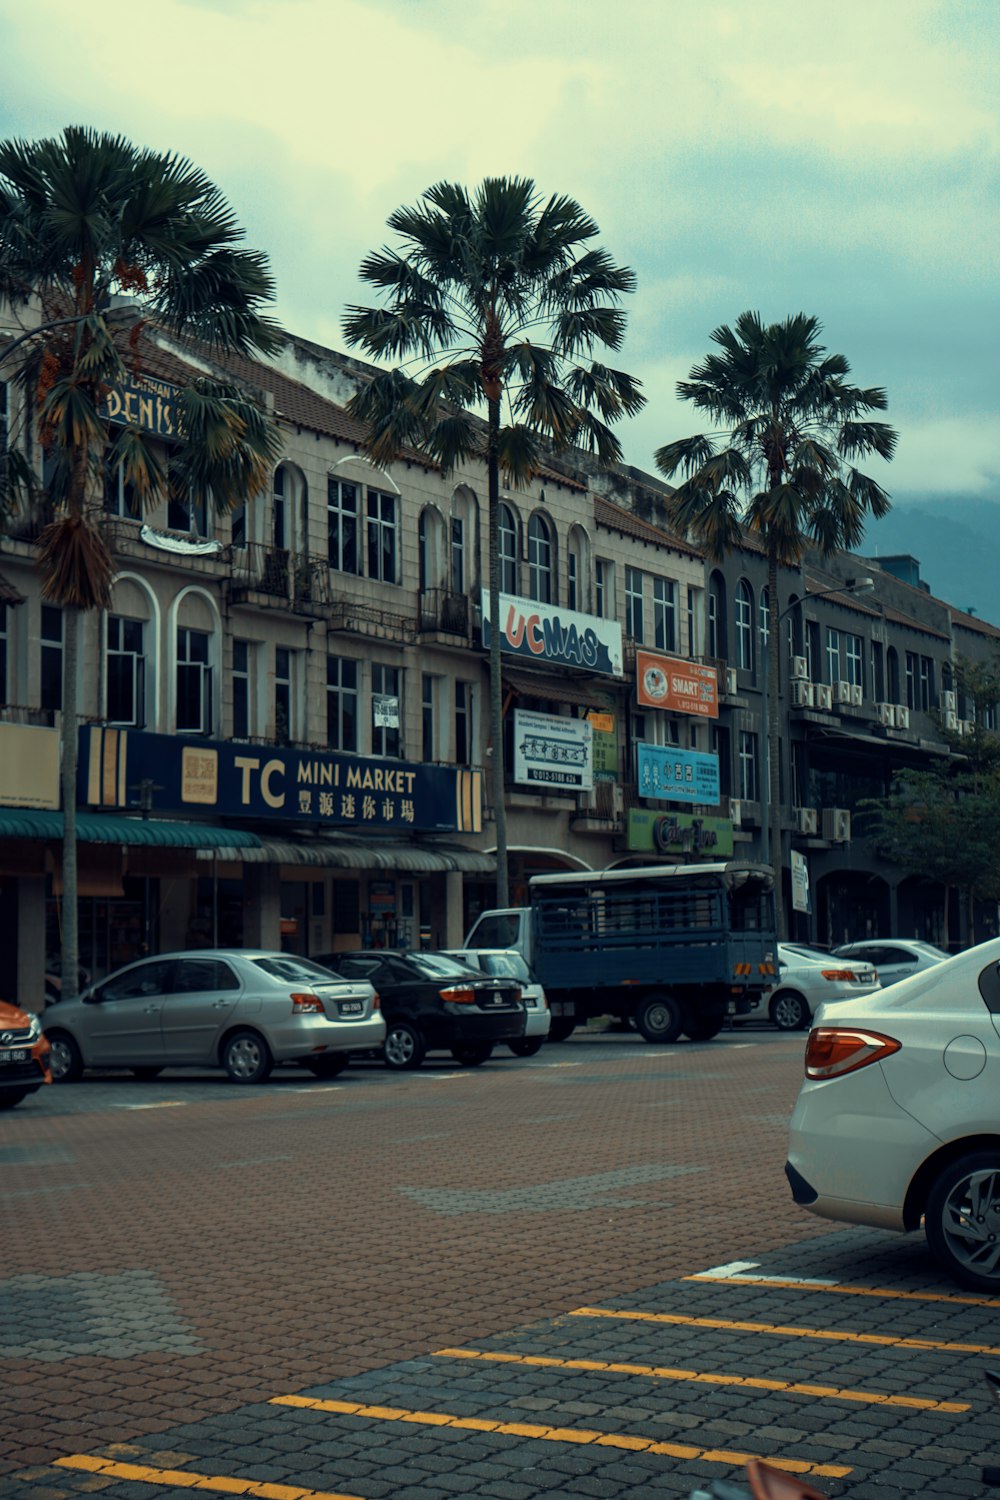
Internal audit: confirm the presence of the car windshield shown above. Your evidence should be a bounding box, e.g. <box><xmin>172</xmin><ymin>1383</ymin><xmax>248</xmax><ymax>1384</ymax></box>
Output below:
<box><xmin>476</xmin><ymin>952</ymin><xmax>531</xmax><ymax>981</ymax></box>
<box><xmin>252</xmin><ymin>956</ymin><xmax>347</xmax><ymax>983</ymax></box>
<box><xmin>403</xmin><ymin>953</ymin><xmax>480</xmax><ymax>979</ymax></box>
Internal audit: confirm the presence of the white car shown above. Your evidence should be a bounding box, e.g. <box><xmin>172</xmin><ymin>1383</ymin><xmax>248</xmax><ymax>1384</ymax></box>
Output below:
<box><xmin>831</xmin><ymin>938</ymin><xmax>950</xmax><ymax>987</ymax></box>
<box><xmin>444</xmin><ymin>949</ymin><xmax>550</xmax><ymax>1057</ymax></box>
<box><xmin>786</xmin><ymin>937</ymin><xmax>1000</xmax><ymax>1291</ymax></box>
<box><xmin>764</xmin><ymin>942</ymin><xmax>880</xmax><ymax>1031</ymax></box>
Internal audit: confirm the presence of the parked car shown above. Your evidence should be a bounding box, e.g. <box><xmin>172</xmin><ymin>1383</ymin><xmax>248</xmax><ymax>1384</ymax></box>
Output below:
<box><xmin>0</xmin><ymin>1000</ymin><xmax>51</xmax><ymax>1109</ymax></box>
<box><xmin>786</xmin><ymin>938</ymin><xmax>1000</xmax><ymax>1291</ymax></box>
<box><xmin>763</xmin><ymin>942</ymin><xmax>880</xmax><ymax>1031</ymax></box>
<box><xmin>43</xmin><ymin>951</ymin><xmax>383</xmax><ymax>1085</ymax></box>
<box><xmin>830</xmin><ymin>938</ymin><xmax>950</xmax><ymax>987</ymax></box>
<box><xmin>314</xmin><ymin>949</ymin><xmax>525</xmax><ymax>1070</ymax></box>
<box><xmin>444</xmin><ymin>948</ymin><xmax>550</xmax><ymax>1056</ymax></box>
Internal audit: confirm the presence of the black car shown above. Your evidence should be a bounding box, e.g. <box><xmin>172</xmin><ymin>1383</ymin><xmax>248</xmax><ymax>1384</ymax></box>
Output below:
<box><xmin>313</xmin><ymin>950</ymin><xmax>525</xmax><ymax>1070</ymax></box>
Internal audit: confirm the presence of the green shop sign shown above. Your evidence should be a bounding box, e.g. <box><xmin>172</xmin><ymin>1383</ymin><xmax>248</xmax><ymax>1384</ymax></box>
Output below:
<box><xmin>627</xmin><ymin>808</ymin><xmax>734</xmax><ymax>858</ymax></box>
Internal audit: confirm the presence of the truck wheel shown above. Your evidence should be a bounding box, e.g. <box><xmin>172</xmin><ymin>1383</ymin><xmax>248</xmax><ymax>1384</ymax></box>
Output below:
<box><xmin>635</xmin><ymin>994</ymin><xmax>683</xmax><ymax>1044</ymax></box>
<box><xmin>548</xmin><ymin>1018</ymin><xmax>576</xmax><ymax>1043</ymax></box>
<box><xmin>683</xmin><ymin>1004</ymin><xmax>727</xmax><ymax>1041</ymax></box>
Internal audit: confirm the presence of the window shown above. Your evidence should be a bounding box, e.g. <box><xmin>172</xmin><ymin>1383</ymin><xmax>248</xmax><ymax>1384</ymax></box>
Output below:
<box><xmin>326</xmin><ymin>656</ymin><xmax>358</xmax><ymax>751</ymax></box>
<box><xmin>905</xmin><ymin>651</ymin><xmax>918</xmax><ymax>710</ymax></box>
<box><xmin>708</xmin><ymin>573</ymin><xmax>727</xmax><ymax>659</ymax></box>
<box><xmin>450</xmin><ymin>516</ymin><xmax>464</xmax><ymax>594</ymax></box>
<box><xmin>168</xmin><ymin>490</ymin><xmax>207</xmax><ymax>537</ymax></box>
<box><xmin>625</xmin><ymin>567</ymin><xmax>644</xmax><ymax>642</ymax></box>
<box><xmin>273</xmin><ymin>466</ymin><xmax>287</xmax><ymax>550</ymax></box>
<box><xmin>103</xmin><ymin>461</ymin><xmax>141</xmax><ymax>520</ymax></box>
<box><xmin>845</xmin><ymin>633</ymin><xmax>864</xmax><ymax>689</ymax></box>
<box><xmin>735</xmin><ymin>580</ymin><xmax>754</xmax><ymax>672</ymax></box>
<box><xmin>327</xmin><ymin>478</ymin><xmax>359</xmax><ymax>573</ymax></box>
<box><xmin>171</xmin><ymin>958</ymin><xmax>240</xmax><ymax>994</ymax></box>
<box><xmin>653</xmin><ymin>577</ymin><xmax>677</xmax><ymax>653</ymax></box>
<box><xmin>498</xmin><ymin>504</ymin><xmax>518</xmax><ymax>594</ymax></box>
<box><xmin>0</xmin><ymin>603</ymin><xmax>8</xmax><ymax>706</ymax></box>
<box><xmin>920</xmin><ymin>656</ymin><xmax>934</xmax><ymax>712</ymax></box>
<box><xmin>455</xmin><ymin>681</ymin><xmax>474</xmax><ymax>764</ymax></box>
<box><xmin>106</xmin><ymin>617</ymin><xmax>145</xmax><ymax>726</ymax></box>
<box><xmin>176</xmin><ymin>627</ymin><xmax>212</xmax><ymax>734</ymax></box>
<box><xmin>712</xmin><ymin>724</ymin><xmax>732</xmax><ymax>798</ymax></box>
<box><xmin>527</xmin><ymin>514</ymin><xmax>553</xmax><ymax>603</ymax></box>
<box><xmin>367</xmin><ymin>489</ymin><xmax>398</xmax><ymax>583</ymax></box>
<box><xmin>805</xmin><ymin>621</ymin><xmax>820</xmax><ymax>683</ymax></box>
<box><xmin>232</xmin><ymin>640</ymin><xmax>251</xmax><ymax>738</ymax></box>
<box><xmin>826</xmin><ymin>627</ymin><xmax>842</xmax><ymax>685</ymax></box>
<box><xmin>40</xmin><ymin>605</ymin><xmax>63</xmax><ymax>712</ymax></box>
<box><xmin>371</xmin><ymin>663</ymin><xmax>401</xmax><ymax>757</ymax></box>
<box><xmin>759</xmin><ymin>587</ymin><xmax>770</xmax><ymax>649</ymax></box>
<box><xmin>231</xmin><ymin>503</ymin><xmax>247</xmax><ymax>549</ymax></box>
<box><xmin>686</xmin><ymin>587</ymin><xmax>702</xmax><ymax>656</ymax></box>
<box><xmin>738</xmin><ymin>730</ymin><xmax>759</xmax><ymax>801</ymax></box>
<box><xmin>568</xmin><ymin>550</ymin><xmax>578</xmax><ymax>611</ymax></box>
<box><xmin>422</xmin><ymin>673</ymin><xmax>436</xmax><ymax>761</ymax></box>
<box><xmin>595</xmin><ymin>560</ymin><xmax>613</xmax><ymax>620</ymax></box>
<box><xmin>275</xmin><ymin>647</ymin><xmax>292</xmax><ymax>744</ymax></box>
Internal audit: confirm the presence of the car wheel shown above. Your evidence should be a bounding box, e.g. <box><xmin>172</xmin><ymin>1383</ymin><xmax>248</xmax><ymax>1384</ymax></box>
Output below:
<box><xmin>635</xmin><ymin>993</ymin><xmax>683</xmax><ymax>1044</ymax></box>
<box><xmin>451</xmin><ymin>1044</ymin><xmax>493</xmax><ymax>1066</ymax></box>
<box><xmin>0</xmin><ymin>1090</ymin><xmax>28</xmax><ymax>1110</ymax></box>
<box><xmin>306</xmin><ymin>1055</ymin><xmax>350</xmax><ymax>1079</ymax></box>
<box><xmin>683</xmin><ymin>1004</ymin><xmax>727</xmax><ymax>1041</ymax></box>
<box><xmin>769</xmin><ymin>990</ymin><xmax>811</xmax><ymax>1031</ymax></box>
<box><xmin>926</xmin><ymin>1152</ymin><xmax>1000</xmax><ymax>1292</ymax></box>
<box><xmin>548</xmin><ymin>1018</ymin><xmax>576</xmax><ymax>1043</ymax></box>
<box><xmin>46</xmin><ymin>1031</ymin><xmax>83</xmax><ymax>1083</ymax></box>
<box><xmin>508</xmin><ymin>1037</ymin><xmax>544</xmax><ymax>1057</ymax></box>
<box><xmin>383</xmin><ymin>1022</ymin><xmax>426</xmax><ymax>1070</ymax></box>
<box><xmin>221</xmin><ymin>1030</ymin><xmax>273</xmax><ymax>1084</ymax></box>
<box><xmin>131</xmin><ymin>1067</ymin><xmax>163</xmax><ymax>1081</ymax></box>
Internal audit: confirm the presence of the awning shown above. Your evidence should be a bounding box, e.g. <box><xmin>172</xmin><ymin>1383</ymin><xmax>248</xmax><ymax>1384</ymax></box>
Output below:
<box><xmin>504</xmin><ymin>670</ymin><xmax>618</xmax><ymax>710</ymax></box>
<box><xmin>0</xmin><ymin>808</ymin><xmax>262</xmax><ymax>850</ymax></box>
<box><xmin>230</xmin><ymin>835</ymin><xmax>495</xmax><ymax>874</ymax></box>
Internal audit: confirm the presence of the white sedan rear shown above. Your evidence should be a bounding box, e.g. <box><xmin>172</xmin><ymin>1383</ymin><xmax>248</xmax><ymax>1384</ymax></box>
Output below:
<box><xmin>786</xmin><ymin>936</ymin><xmax>1000</xmax><ymax>1291</ymax></box>
<box><xmin>765</xmin><ymin>942</ymin><xmax>880</xmax><ymax>1031</ymax></box>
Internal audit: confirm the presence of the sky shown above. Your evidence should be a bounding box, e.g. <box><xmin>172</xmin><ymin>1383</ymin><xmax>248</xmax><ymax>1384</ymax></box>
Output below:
<box><xmin>1</xmin><ymin>0</ymin><xmax>997</xmax><ymax>509</ymax></box>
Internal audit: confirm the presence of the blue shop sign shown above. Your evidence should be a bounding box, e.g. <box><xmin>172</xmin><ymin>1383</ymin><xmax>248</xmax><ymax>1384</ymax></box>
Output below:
<box><xmin>481</xmin><ymin>590</ymin><xmax>623</xmax><ymax>677</ymax></box>
<box><xmin>80</xmin><ymin>727</ymin><xmax>482</xmax><ymax>834</ymax></box>
<box><xmin>636</xmin><ymin>743</ymin><xmax>720</xmax><ymax>805</ymax></box>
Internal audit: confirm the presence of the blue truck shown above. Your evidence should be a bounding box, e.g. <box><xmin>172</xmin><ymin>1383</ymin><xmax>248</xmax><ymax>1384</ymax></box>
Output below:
<box><xmin>464</xmin><ymin>861</ymin><xmax>777</xmax><ymax>1043</ymax></box>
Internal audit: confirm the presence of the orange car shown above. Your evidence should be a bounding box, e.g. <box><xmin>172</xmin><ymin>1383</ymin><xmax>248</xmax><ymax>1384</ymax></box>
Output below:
<box><xmin>0</xmin><ymin>1000</ymin><xmax>52</xmax><ymax>1110</ymax></box>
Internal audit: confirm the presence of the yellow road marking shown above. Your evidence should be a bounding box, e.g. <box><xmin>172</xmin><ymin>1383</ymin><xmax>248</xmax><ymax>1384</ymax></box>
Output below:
<box><xmin>570</xmin><ymin>1306</ymin><xmax>1000</xmax><ymax>1354</ymax></box>
<box><xmin>53</xmin><ymin>1455</ymin><xmax>362</xmax><ymax>1499</ymax></box>
<box><xmin>268</xmin><ymin>1393</ymin><xmax>851</xmax><ymax>1477</ymax></box>
<box><xmin>686</xmin><ymin>1273</ymin><xmax>1000</xmax><ymax>1308</ymax></box>
<box><xmin>432</xmin><ymin>1346</ymin><xmax>969</xmax><ymax>1411</ymax></box>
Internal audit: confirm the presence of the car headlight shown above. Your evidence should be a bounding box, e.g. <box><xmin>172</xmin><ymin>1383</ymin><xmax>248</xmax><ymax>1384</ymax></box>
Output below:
<box><xmin>27</xmin><ymin>1013</ymin><xmax>42</xmax><ymax>1041</ymax></box>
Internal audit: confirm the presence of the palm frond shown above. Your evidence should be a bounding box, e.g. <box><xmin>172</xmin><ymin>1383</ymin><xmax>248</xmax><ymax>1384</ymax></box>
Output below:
<box><xmin>655</xmin><ymin>433</ymin><xmax>717</xmax><ymax>479</ymax></box>
<box><xmin>37</xmin><ymin>513</ymin><xmax>114</xmax><ymax>611</ymax></box>
<box><xmin>838</xmin><ymin>419</ymin><xmax>898</xmax><ymax>462</ymax></box>
<box><xmin>498</xmin><ymin>423</ymin><xmax>544</xmax><ymax>487</ymax></box>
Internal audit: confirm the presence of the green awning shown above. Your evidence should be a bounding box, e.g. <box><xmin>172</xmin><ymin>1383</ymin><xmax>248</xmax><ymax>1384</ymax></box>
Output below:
<box><xmin>0</xmin><ymin>808</ymin><xmax>262</xmax><ymax>850</ymax></box>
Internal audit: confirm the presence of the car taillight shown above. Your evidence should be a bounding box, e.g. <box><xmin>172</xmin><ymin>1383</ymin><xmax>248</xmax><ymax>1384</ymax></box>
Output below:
<box><xmin>805</xmin><ymin>1027</ymin><xmax>901</xmax><ymax>1079</ymax></box>
<box><xmin>372</xmin><ymin>991</ymin><xmax>381</xmax><ymax>1012</ymax></box>
<box><xmin>820</xmin><ymin>968</ymin><xmax>862</xmax><ymax>982</ymax></box>
<box><xmin>439</xmin><ymin>986</ymin><xmax>476</xmax><ymax>1003</ymax></box>
<box><xmin>290</xmin><ymin>992</ymin><xmax>324</xmax><ymax>1014</ymax></box>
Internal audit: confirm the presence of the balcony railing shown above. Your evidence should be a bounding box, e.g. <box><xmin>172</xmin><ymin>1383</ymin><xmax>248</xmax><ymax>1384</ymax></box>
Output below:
<box><xmin>418</xmin><ymin>588</ymin><xmax>470</xmax><ymax>637</ymax></box>
<box><xmin>0</xmin><ymin>703</ymin><xmax>55</xmax><ymax>727</ymax></box>
<box><xmin>227</xmin><ymin>543</ymin><xmax>334</xmax><ymax>609</ymax></box>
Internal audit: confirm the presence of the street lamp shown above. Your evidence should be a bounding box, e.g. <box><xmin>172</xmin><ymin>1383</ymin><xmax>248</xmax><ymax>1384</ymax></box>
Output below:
<box><xmin>760</xmin><ymin>575</ymin><xmax>875</xmax><ymax>938</ymax></box>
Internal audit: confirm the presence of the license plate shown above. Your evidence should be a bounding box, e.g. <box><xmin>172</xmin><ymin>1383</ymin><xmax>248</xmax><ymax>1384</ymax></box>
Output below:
<box><xmin>338</xmin><ymin>1001</ymin><xmax>364</xmax><ymax>1016</ymax></box>
<box><xmin>0</xmin><ymin>1048</ymin><xmax>28</xmax><ymax>1064</ymax></box>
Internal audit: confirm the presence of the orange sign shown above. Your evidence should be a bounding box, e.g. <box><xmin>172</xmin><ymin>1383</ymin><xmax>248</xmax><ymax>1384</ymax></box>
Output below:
<box><xmin>636</xmin><ymin>650</ymin><xmax>719</xmax><ymax>718</ymax></box>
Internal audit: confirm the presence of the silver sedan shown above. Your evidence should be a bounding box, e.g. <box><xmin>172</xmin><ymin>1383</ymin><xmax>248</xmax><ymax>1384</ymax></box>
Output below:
<box><xmin>43</xmin><ymin>950</ymin><xmax>384</xmax><ymax>1084</ymax></box>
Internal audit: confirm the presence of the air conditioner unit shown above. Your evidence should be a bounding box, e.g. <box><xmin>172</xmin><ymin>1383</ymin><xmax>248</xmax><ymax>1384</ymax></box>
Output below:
<box><xmin>894</xmin><ymin>705</ymin><xmax>910</xmax><ymax>729</ymax></box>
<box><xmin>814</xmin><ymin>685</ymin><xmax>833</xmax><ymax>711</ymax></box>
<box><xmin>877</xmin><ymin>702</ymin><xmax>895</xmax><ymax>726</ymax></box>
<box><xmin>834</xmin><ymin>680</ymin><xmax>853</xmax><ymax>704</ymax></box>
<box><xmin>941</xmin><ymin>690</ymin><xmax>957</xmax><ymax>713</ymax></box>
<box><xmin>792</xmin><ymin>680</ymin><xmax>814</xmax><ymax>708</ymax></box>
<box><xmin>961</xmin><ymin>718</ymin><xmax>976</xmax><ymax>736</ymax></box>
<box><xmin>823</xmin><ymin>807</ymin><xmax>852</xmax><ymax>842</ymax></box>
<box><xmin>944</xmin><ymin>711</ymin><xmax>959</xmax><ymax>731</ymax></box>
<box><xmin>728</xmin><ymin>798</ymin><xmax>742</xmax><ymax>827</ymax></box>
<box><xmin>790</xmin><ymin>655</ymin><xmax>808</xmax><ymax>680</ymax></box>
<box><xmin>796</xmin><ymin>807</ymin><xmax>818</xmax><ymax>836</ymax></box>
<box><xmin>850</xmin><ymin>684</ymin><xmax>863</xmax><ymax>707</ymax></box>
<box><xmin>725</xmin><ymin>667</ymin><xmax>738</xmax><ymax>695</ymax></box>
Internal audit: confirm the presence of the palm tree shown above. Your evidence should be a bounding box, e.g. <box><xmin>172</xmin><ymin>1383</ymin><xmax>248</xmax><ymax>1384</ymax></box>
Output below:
<box><xmin>0</xmin><ymin>126</ymin><xmax>283</xmax><ymax>998</ymax></box>
<box><xmin>342</xmin><ymin>177</ymin><xmax>645</xmax><ymax>905</ymax></box>
<box><xmin>655</xmin><ymin>311</ymin><xmax>897</xmax><ymax>938</ymax></box>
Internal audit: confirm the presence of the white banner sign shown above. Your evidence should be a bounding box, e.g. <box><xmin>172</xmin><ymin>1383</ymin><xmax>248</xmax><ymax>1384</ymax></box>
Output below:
<box><xmin>373</xmin><ymin>695</ymin><xmax>400</xmax><ymax>729</ymax></box>
<box><xmin>513</xmin><ymin>709</ymin><xmax>593</xmax><ymax>791</ymax></box>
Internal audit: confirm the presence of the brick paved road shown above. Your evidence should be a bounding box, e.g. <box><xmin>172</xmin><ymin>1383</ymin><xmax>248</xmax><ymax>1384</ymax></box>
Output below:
<box><xmin>3</xmin><ymin>1029</ymin><xmax>997</xmax><ymax>1499</ymax></box>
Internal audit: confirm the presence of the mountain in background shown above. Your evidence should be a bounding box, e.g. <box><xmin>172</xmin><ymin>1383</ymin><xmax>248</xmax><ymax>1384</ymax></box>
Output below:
<box><xmin>863</xmin><ymin>495</ymin><xmax>1000</xmax><ymax>627</ymax></box>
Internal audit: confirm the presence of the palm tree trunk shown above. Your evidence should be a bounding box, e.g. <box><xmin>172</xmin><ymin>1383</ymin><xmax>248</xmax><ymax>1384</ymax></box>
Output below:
<box><xmin>60</xmin><ymin>603</ymin><xmax>80</xmax><ymax>1000</ymax></box>
<box><xmin>487</xmin><ymin>394</ymin><xmax>509</xmax><ymax>908</ymax></box>
<box><xmin>767</xmin><ymin>555</ymin><xmax>785</xmax><ymax>939</ymax></box>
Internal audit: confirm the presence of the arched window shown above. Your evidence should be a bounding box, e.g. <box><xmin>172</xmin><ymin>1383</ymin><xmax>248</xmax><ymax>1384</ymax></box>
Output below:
<box><xmin>527</xmin><ymin>512</ymin><xmax>554</xmax><ymax>603</ymax></box>
<box><xmin>418</xmin><ymin>506</ymin><xmax>446</xmax><ymax>593</ymax></box>
<box><xmin>735</xmin><ymin>580</ymin><xmax>754</xmax><ymax>673</ymax></box>
<box><xmin>498</xmin><ymin>503</ymin><xmax>519</xmax><ymax>595</ymax></box>
<box><xmin>708</xmin><ymin>571</ymin><xmax>727</xmax><ymax>660</ymax></box>
<box><xmin>759</xmin><ymin>586</ymin><xmax>770</xmax><ymax>649</ymax></box>
<box><xmin>272</xmin><ymin>463</ymin><xmax>308</xmax><ymax>553</ymax></box>
<box><xmin>451</xmin><ymin>487</ymin><xmax>478</xmax><ymax>595</ymax></box>
<box><xmin>567</xmin><ymin>525</ymin><xmax>591</xmax><ymax>613</ymax></box>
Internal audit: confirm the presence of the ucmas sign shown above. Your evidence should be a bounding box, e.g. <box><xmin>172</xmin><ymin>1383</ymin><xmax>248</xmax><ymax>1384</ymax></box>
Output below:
<box><xmin>481</xmin><ymin>591</ymin><xmax>623</xmax><ymax>677</ymax></box>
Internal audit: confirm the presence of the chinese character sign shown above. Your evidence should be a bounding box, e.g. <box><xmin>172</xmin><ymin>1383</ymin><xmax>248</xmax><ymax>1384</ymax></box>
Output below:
<box><xmin>513</xmin><ymin>710</ymin><xmax>593</xmax><ymax>791</ymax></box>
<box><xmin>636</xmin><ymin>743</ymin><xmax>720</xmax><ymax>805</ymax></box>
